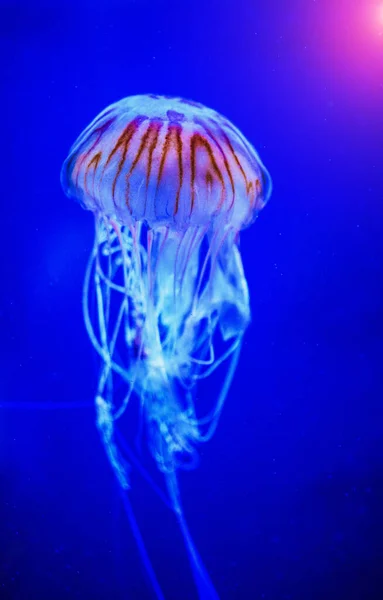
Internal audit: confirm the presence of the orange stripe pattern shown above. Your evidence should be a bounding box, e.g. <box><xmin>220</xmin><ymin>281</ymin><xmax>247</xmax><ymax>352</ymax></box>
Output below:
<box><xmin>61</xmin><ymin>95</ymin><xmax>272</xmax><ymax>231</ymax></box>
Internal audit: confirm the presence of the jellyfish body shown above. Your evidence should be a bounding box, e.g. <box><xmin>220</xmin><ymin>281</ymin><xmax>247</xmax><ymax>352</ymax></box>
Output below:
<box><xmin>61</xmin><ymin>95</ymin><xmax>272</xmax><ymax>599</ymax></box>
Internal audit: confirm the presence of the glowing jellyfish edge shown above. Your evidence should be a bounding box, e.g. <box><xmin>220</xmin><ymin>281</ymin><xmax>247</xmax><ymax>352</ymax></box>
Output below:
<box><xmin>61</xmin><ymin>94</ymin><xmax>272</xmax><ymax>600</ymax></box>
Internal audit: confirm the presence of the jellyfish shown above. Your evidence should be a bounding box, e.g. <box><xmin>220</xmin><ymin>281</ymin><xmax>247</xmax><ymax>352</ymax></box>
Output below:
<box><xmin>61</xmin><ymin>94</ymin><xmax>272</xmax><ymax>600</ymax></box>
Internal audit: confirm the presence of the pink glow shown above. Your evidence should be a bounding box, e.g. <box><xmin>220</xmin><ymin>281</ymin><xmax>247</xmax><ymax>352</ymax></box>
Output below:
<box><xmin>301</xmin><ymin>0</ymin><xmax>383</xmax><ymax>102</ymax></box>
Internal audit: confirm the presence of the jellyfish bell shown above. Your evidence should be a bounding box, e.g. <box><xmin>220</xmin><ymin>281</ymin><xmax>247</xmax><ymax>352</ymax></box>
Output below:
<box><xmin>61</xmin><ymin>94</ymin><xmax>272</xmax><ymax>600</ymax></box>
<box><xmin>61</xmin><ymin>94</ymin><xmax>272</xmax><ymax>232</ymax></box>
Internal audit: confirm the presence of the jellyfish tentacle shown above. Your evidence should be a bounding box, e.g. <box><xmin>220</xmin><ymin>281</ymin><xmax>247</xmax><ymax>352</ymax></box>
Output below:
<box><xmin>115</xmin><ymin>428</ymin><xmax>173</xmax><ymax>510</ymax></box>
<box><xmin>97</xmin><ymin>290</ymin><xmax>127</xmax><ymax>397</ymax></box>
<box><xmin>191</xmin><ymin>335</ymin><xmax>241</xmax><ymax>382</ymax></box>
<box><xmin>82</xmin><ymin>234</ymin><xmax>131</xmax><ymax>384</ymax></box>
<box><xmin>165</xmin><ymin>468</ymin><xmax>220</xmax><ymax>600</ymax></box>
<box><xmin>95</xmin><ymin>395</ymin><xmax>130</xmax><ymax>489</ymax></box>
<box><xmin>196</xmin><ymin>337</ymin><xmax>243</xmax><ymax>441</ymax></box>
<box><xmin>119</xmin><ymin>490</ymin><xmax>166</xmax><ymax>600</ymax></box>
<box><xmin>83</xmin><ymin>214</ymin><xmax>250</xmax><ymax>600</ymax></box>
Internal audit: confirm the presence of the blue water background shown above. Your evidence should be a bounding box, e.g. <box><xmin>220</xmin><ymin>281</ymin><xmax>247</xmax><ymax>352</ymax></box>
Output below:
<box><xmin>1</xmin><ymin>1</ymin><xmax>382</xmax><ymax>598</ymax></box>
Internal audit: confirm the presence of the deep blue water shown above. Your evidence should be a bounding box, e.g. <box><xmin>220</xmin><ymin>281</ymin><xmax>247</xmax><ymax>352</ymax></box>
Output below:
<box><xmin>1</xmin><ymin>1</ymin><xmax>383</xmax><ymax>599</ymax></box>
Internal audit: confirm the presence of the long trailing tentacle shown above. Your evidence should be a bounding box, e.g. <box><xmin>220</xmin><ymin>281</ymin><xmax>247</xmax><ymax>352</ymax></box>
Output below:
<box><xmin>82</xmin><ymin>235</ymin><xmax>132</xmax><ymax>385</ymax></box>
<box><xmin>82</xmin><ymin>213</ymin><xmax>250</xmax><ymax>600</ymax></box>
<box><xmin>115</xmin><ymin>428</ymin><xmax>173</xmax><ymax>510</ymax></box>
<box><xmin>165</xmin><ymin>468</ymin><xmax>220</xmax><ymax>600</ymax></box>
<box><xmin>119</xmin><ymin>491</ymin><xmax>166</xmax><ymax>600</ymax></box>
<box><xmin>195</xmin><ymin>336</ymin><xmax>243</xmax><ymax>441</ymax></box>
